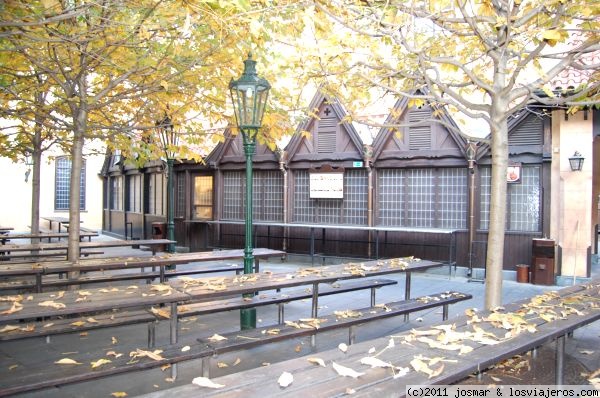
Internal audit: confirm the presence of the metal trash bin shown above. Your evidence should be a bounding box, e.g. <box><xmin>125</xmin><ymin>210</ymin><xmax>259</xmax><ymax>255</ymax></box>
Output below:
<box><xmin>151</xmin><ymin>222</ymin><xmax>166</xmax><ymax>252</ymax></box>
<box><xmin>516</xmin><ymin>264</ymin><xmax>530</xmax><ymax>283</ymax></box>
<box><xmin>531</xmin><ymin>238</ymin><xmax>555</xmax><ymax>285</ymax></box>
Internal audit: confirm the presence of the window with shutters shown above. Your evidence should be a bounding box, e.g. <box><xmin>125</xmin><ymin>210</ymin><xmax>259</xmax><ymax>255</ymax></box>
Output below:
<box><xmin>317</xmin><ymin>115</ymin><xmax>337</xmax><ymax>153</ymax></box>
<box><xmin>408</xmin><ymin>108</ymin><xmax>432</xmax><ymax>150</ymax></box>
<box><xmin>509</xmin><ymin>115</ymin><xmax>543</xmax><ymax>146</ymax></box>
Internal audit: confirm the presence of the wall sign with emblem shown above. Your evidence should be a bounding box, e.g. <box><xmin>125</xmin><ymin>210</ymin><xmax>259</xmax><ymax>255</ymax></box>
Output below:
<box><xmin>309</xmin><ymin>165</ymin><xmax>344</xmax><ymax>199</ymax></box>
<box><xmin>507</xmin><ymin>163</ymin><xmax>521</xmax><ymax>183</ymax></box>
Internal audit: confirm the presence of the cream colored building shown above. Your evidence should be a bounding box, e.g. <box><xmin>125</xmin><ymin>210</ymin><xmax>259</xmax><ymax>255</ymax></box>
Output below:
<box><xmin>0</xmin><ymin>141</ymin><xmax>105</xmax><ymax>232</ymax></box>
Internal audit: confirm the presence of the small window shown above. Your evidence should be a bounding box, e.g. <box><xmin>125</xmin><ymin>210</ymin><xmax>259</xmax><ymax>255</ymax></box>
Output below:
<box><xmin>55</xmin><ymin>156</ymin><xmax>86</xmax><ymax>210</ymax></box>
<box><xmin>193</xmin><ymin>175</ymin><xmax>213</xmax><ymax>219</ymax></box>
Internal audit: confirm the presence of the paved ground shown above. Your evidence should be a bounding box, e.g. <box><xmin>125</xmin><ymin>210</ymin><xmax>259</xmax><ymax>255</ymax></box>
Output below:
<box><xmin>1</xmin><ymin>235</ymin><xmax>599</xmax><ymax>397</ymax></box>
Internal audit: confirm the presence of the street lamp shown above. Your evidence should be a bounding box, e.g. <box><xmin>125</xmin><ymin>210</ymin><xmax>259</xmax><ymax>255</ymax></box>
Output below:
<box><xmin>156</xmin><ymin>114</ymin><xmax>178</xmax><ymax>254</ymax></box>
<box><xmin>568</xmin><ymin>151</ymin><xmax>584</xmax><ymax>171</ymax></box>
<box><xmin>229</xmin><ymin>52</ymin><xmax>271</xmax><ymax>330</ymax></box>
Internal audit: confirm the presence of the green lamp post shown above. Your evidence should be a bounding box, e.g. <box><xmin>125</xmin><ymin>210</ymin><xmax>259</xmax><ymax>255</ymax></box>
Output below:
<box><xmin>229</xmin><ymin>52</ymin><xmax>271</xmax><ymax>330</ymax></box>
<box><xmin>157</xmin><ymin>114</ymin><xmax>178</xmax><ymax>255</ymax></box>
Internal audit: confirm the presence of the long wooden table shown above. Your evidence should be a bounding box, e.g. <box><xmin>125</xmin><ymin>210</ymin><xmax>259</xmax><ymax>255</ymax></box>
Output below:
<box><xmin>142</xmin><ymin>280</ymin><xmax>600</xmax><ymax>398</ymax></box>
<box><xmin>41</xmin><ymin>216</ymin><xmax>78</xmax><ymax>233</ymax></box>
<box><xmin>0</xmin><ymin>248</ymin><xmax>285</xmax><ymax>292</ymax></box>
<box><xmin>0</xmin><ymin>239</ymin><xmax>175</xmax><ymax>261</ymax></box>
<box><xmin>0</xmin><ymin>258</ymin><xmax>444</xmax><ymax>345</ymax></box>
<box><xmin>0</xmin><ymin>231</ymin><xmax>98</xmax><ymax>244</ymax></box>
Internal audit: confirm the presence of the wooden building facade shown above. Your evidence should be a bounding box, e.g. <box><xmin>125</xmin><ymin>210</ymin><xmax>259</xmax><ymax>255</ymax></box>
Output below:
<box><xmin>101</xmin><ymin>91</ymin><xmax>592</xmax><ymax>276</ymax></box>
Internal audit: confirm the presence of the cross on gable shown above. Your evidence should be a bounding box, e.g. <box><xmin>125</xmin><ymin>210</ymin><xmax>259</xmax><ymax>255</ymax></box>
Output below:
<box><xmin>324</xmin><ymin>108</ymin><xmax>331</xmax><ymax>116</ymax></box>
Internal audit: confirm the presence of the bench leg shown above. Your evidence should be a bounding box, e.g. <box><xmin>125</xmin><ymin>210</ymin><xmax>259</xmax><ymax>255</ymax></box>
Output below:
<box><xmin>278</xmin><ymin>304</ymin><xmax>284</xmax><ymax>324</ymax></box>
<box><xmin>202</xmin><ymin>357</ymin><xmax>210</xmax><ymax>377</ymax></box>
<box><xmin>555</xmin><ymin>335</ymin><xmax>565</xmax><ymax>385</ymax></box>
<box><xmin>348</xmin><ymin>325</ymin><xmax>356</xmax><ymax>345</ymax></box>
<box><xmin>370</xmin><ymin>287</ymin><xmax>376</xmax><ymax>307</ymax></box>
<box><xmin>442</xmin><ymin>304</ymin><xmax>449</xmax><ymax>321</ymax></box>
<box><xmin>46</xmin><ymin>335</ymin><xmax>51</xmax><ymax>344</ymax></box>
<box><xmin>148</xmin><ymin>322</ymin><xmax>156</xmax><ymax>348</ymax></box>
<box><xmin>404</xmin><ymin>272</ymin><xmax>412</xmax><ymax>322</ymax></box>
<box><xmin>311</xmin><ymin>283</ymin><xmax>319</xmax><ymax>318</ymax></box>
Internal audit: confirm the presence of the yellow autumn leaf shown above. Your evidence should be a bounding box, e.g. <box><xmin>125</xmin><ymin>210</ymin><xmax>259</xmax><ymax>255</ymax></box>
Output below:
<box><xmin>91</xmin><ymin>358</ymin><xmax>112</xmax><ymax>369</ymax></box>
<box><xmin>542</xmin><ymin>30</ymin><xmax>562</xmax><ymax>41</ymax></box>
<box><xmin>150</xmin><ymin>307</ymin><xmax>170</xmax><ymax>319</ymax></box>
<box><xmin>71</xmin><ymin>321</ymin><xmax>86</xmax><ymax>327</ymax></box>
<box><xmin>55</xmin><ymin>358</ymin><xmax>82</xmax><ymax>365</ymax></box>
<box><xmin>111</xmin><ymin>392</ymin><xmax>128</xmax><ymax>398</ymax></box>
<box><xmin>207</xmin><ymin>333</ymin><xmax>227</xmax><ymax>342</ymax></box>
<box><xmin>39</xmin><ymin>301</ymin><xmax>66</xmax><ymax>309</ymax></box>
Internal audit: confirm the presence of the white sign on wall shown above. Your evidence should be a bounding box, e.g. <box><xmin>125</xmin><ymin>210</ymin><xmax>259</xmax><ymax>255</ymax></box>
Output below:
<box><xmin>309</xmin><ymin>172</ymin><xmax>344</xmax><ymax>199</ymax></box>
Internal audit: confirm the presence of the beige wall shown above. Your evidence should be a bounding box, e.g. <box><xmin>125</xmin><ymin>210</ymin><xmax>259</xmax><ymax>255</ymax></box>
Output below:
<box><xmin>551</xmin><ymin>110</ymin><xmax>594</xmax><ymax>277</ymax></box>
<box><xmin>0</xmin><ymin>142</ymin><xmax>105</xmax><ymax>232</ymax></box>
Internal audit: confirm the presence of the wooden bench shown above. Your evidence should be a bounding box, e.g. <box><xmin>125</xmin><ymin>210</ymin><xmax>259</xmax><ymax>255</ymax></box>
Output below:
<box><xmin>0</xmin><ymin>263</ymin><xmax>245</xmax><ymax>293</ymax></box>
<box><xmin>0</xmin><ymin>250</ymin><xmax>104</xmax><ymax>263</ymax></box>
<box><xmin>177</xmin><ymin>278</ymin><xmax>398</xmax><ymax>324</ymax></box>
<box><xmin>151</xmin><ymin>281</ymin><xmax>600</xmax><ymax>398</ymax></box>
<box><xmin>0</xmin><ymin>290</ymin><xmax>470</xmax><ymax>396</ymax></box>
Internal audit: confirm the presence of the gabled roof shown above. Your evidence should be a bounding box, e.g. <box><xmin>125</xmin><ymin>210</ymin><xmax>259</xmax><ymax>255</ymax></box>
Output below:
<box><xmin>205</xmin><ymin>126</ymin><xmax>280</xmax><ymax>169</ymax></box>
<box><xmin>371</xmin><ymin>95</ymin><xmax>469</xmax><ymax>165</ymax></box>
<box><xmin>285</xmin><ymin>90</ymin><xmax>365</xmax><ymax>166</ymax></box>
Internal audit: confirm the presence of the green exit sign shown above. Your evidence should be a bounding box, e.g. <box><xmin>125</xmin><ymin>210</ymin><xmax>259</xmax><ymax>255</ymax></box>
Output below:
<box><xmin>352</xmin><ymin>161</ymin><xmax>363</xmax><ymax>168</ymax></box>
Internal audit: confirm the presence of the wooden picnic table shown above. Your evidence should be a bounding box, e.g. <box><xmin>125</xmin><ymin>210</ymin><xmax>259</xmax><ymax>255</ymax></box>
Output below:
<box><xmin>0</xmin><ymin>227</ymin><xmax>13</xmax><ymax>233</ymax></box>
<box><xmin>0</xmin><ymin>231</ymin><xmax>98</xmax><ymax>244</ymax></box>
<box><xmin>41</xmin><ymin>216</ymin><xmax>79</xmax><ymax>233</ymax></box>
<box><xmin>144</xmin><ymin>279</ymin><xmax>600</xmax><ymax>398</ymax></box>
<box><xmin>0</xmin><ymin>239</ymin><xmax>175</xmax><ymax>261</ymax></box>
<box><xmin>0</xmin><ymin>248</ymin><xmax>285</xmax><ymax>292</ymax></box>
<box><xmin>0</xmin><ymin>257</ymin><xmax>444</xmax><ymax>345</ymax></box>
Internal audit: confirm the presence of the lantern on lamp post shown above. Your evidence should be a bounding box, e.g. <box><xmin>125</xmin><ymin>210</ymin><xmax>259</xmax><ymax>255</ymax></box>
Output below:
<box><xmin>229</xmin><ymin>52</ymin><xmax>271</xmax><ymax>330</ymax></box>
<box><xmin>156</xmin><ymin>114</ymin><xmax>178</xmax><ymax>254</ymax></box>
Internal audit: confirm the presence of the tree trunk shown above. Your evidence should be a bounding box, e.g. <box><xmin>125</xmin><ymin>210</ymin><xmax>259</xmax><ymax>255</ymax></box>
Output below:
<box><xmin>67</xmin><ymin>109</ymin><xmax>86</xmax><ymax>267</ymax></box>
<box><xmin>485</xmin><ymin>117</ymin><xmax>509</xmax><ymax>309</ymax></box>
<box><xmin>30</xmin><ymin>131</ymin><xmax>42</xmax><ymax>239</ymax></box>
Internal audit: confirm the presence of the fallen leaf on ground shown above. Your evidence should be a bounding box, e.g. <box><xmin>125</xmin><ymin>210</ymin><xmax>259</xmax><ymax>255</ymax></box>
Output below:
<box><xmin>181</xmin><ymin>346</ymin><xmax>190</xmax><ymax>352</ymax></box>
<box><xmin>580</xmin><ymin>350</ymin><xmax>594</xmax><ymax>355</ymax></box>
<box><xmin>1</xmin><ymin>301</ymin><xmax>23</xmax><ymax>314</ymax></box>
<box><xmin>338</xmin><ymin>343</ymin><xmax>348</xmax><ymax>353</ymax></box>
<box><xmin>86</xmin><ymin>317</ymin><xmax>99</xmax><ymax>323</ymax></box>
<box><xmin>130</xmin><ymin>349</ymin><xmax>164</xmax><ymax>361</ymax></box>
<box><xmin>207</xmin><ymin>334</ymin><xmax>227</xmax><ymax>342</ymax></box>
<box><xmin>232</xmin><ymin>358</ymin><xmax>241</xmax><ymax>366</ymax></box>
<box><xmin>39</xmin><ymin>300</ymin><xmax>65</xmax><ymax>309</ymax></box>
<box><xmin>55</xmin><ymin>358</ymin><xmax>82</xmax><ymax>365</ymax></box>
<box><xmin>71</xmin><ymin>321</ymin><xmax>86</xmax><ymax>327</ymax></box>
<box><xmin>112</xmin><ymin>337</ymin><xmax>118</xmax><ymax>345</ymax></box>
<box><xmin>217</xmin><ymin>362</ymin><xmax>228</xmax><ymax>368</ymax></box>
<box><xmin>361</xmin><ymin>356</ymin><xmax>395</xmax><ymax>369</ymax></box>
<box><xmin>91</xmin><ymin>358</ymin><xmax>112</xmax><ymax>369</ymax></box>
<box><xmin>332</xmin><ymin>362</ymin><xmax>364</xmax><ymax>378</ymax></box>
<box><xmin>192</xmin><ymin>376</ymin><xmax>225</xmax><ymax>389</ymax></box>
<box><xmin>307</xmin><ymin>357</ymin><xmax>326</xmax><ymax>367</ymax></box>
<box><xmin>278</xmin><ymin>371</ymin><xmax>294</xmax><ymax>388</ymax></box>
<box><xmin>294</xmin><ymin>345</ymin><xmax>302</xmax><ymax>353</ymax></box>
<box><xmin>106</xmin><ymin>351</ymin><xmax>123</xmax><ymax>358</ymax></box>
<box><xmin>110</xmin><ymin>393</ymin><xmax>127</xmax><ymax>398</ymax></box>
<box><xmin>150</xmin><ymin>307</ymin><xmax>170</xmax><ymax>319</ymax></box>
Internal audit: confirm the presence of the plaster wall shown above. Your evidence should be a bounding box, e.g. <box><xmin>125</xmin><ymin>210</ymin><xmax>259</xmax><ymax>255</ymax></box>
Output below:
<box><xmin>551</xmin><ymin>110</ymin><xmax>593</xmax><ymax>277</ymax></box>
<box><xmin>0</xmin><ymin>141</ymin><xmax>105</xmax><ymax>232</ymax></box>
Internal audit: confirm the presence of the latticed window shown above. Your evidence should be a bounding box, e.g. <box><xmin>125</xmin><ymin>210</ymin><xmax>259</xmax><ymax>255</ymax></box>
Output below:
<box><xmin>148</xmin><ymin>173</ymin><xmax>165</xmax><ymax>216</ymax></box>
<box><xmin>176</xmin><ymin>173</ymin><xmax>186</xmax><ymax>218</ymax></box>
<box><xmin>223</xmin><ymin>171</ymin><xmax>244</xmax><ymax>220</ymax></box>
<box><xmin>110</xmin><ymin>176</ymin><xmax>122</xmax><ymax>211</ymax></box>
<box><xmin>55</xmin><ymin>156</ymin><xmax>86</xmax><ymax>210</ymax></box>
<box><xmin>292</xmin><ymin>169</ymin><xmax>368</xmax><ymax>225</ymax></box>
<box><xmin>377</xmin><ymin>168</ymin><xmax>467</xmax><ymax>229</ymax></box>
<box><xmin>192</xmin><ymin>175</ymin><xmax>213</xmax><ymax>219</ymax></box>
<box><xmin>479</xmin><ymin>166</ymin><xmax>541</xmax><ymax>232</ymax></box>
<box><xmin>222</xmin><ymin>170</ymin><xmax>284</xmax><ymax>222</ymax></box>
<box><xmin>127</xmin><ymin>174</ymin><xmax>142</xmax><ymax>213</ymax></box>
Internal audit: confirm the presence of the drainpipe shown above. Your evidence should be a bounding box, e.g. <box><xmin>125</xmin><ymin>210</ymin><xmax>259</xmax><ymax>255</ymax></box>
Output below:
<box><xmin>364</xmin><ymin>145</ymin><xmax>374</xmax><ymax>258</ymax></box>
<box><xmin>279</xmin><ymin>150</ymin><xmax>288</xmax><ymax>254</ymax></box>
<box><xmin>466</xmin><ymin>141</ymin><xmax>478</xmax><ymax>277</ymax></box>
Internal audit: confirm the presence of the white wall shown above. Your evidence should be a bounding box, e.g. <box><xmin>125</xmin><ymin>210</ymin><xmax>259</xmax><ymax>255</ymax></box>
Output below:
<box><xmin>0</xmin><ymin>141</ymin><xmax>106</xmax><ymax>232</ymax></box>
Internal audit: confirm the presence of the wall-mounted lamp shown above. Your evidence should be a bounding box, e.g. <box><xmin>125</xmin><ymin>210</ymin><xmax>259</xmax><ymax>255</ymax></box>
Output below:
<box><xmin>466</xmin><ymin>140</ymin><xmax>477</xmax><ymax>174</ymax></box>
<box><xmin>568</xmin><ymin>151</ymin><xmax>584</xmax><ymax>171</ymax></box>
